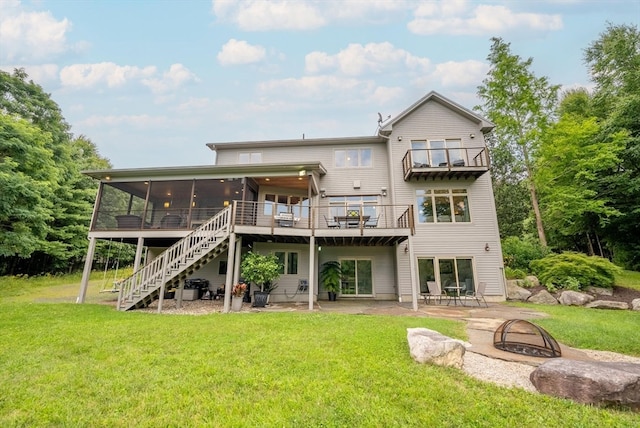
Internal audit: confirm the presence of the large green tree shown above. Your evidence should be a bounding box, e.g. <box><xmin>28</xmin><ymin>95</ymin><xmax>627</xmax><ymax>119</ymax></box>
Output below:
<box><xmin>0</xmin><ymin>69</ymin><xmax>110</xmax><ymax>274</ymax></box>
<box><xmin>584</xmin><ymin>23</ymin><xmax>640</xmax><ymax>268</ymax></box>
<box><xmin>535</xmin><ymin>90</ymin><xmax>626</xmax><ymax>254</ymax></box>
<box><xmin>477</xmin><ymin>37</ymin><xmax>560</xmax><ymax>246</ymax></box>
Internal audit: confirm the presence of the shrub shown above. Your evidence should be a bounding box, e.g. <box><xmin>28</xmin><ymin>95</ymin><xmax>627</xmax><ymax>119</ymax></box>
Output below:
<box><xmin>501</xmin><ymin>236</ymin><xmax>549</xmax><ymax>271</ymax></box>
<box><xmin>530</xmin><ymin>252</ymin><xmax>622</xmax><ymax>291</ymax></box>
<box><xmin>504</xmin><ymin>267</ymin><xmax>527</xmax><ymax>280</ymax></box>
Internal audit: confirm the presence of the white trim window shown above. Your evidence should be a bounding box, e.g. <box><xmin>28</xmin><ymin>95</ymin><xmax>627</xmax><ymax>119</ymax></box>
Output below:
<box><xmin>264</xmin><ymin>194</ymin><xmax>309</xmax><ymax>217</ymax></box>
<box><xmin>411</xmin><ymin>139</ymin><xmax>465</xmax><ymax>167</ymax></box>
<box><xmin>335</xmin><ymin>148</ymin><xmax>372</xmax><ymax>168</ymax></box>
<box><xmin>238</xmin><ymin>152</ymin><xmax>262</xmax><ymax>164</ymax></box>
<box><xmin>417</xmin><ymin>257</ymin><xmax>476</xmax><ymax>293</ymax></box>
<box><xmin>416</xmin><ymin>189</ymin><xmax>470</xmax><ymax>223</ymax></box>
<box><xmin>328</xmin><ymin>195</ymin><xmax>378</xmax><ymax>218</ymax></box>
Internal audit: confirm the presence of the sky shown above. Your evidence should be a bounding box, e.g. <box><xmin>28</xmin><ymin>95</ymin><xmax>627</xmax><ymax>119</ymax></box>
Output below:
<box><xmin>1</xmin><ymin>0</ymin><xmax>639</xmax><ymax>169</ymax></box>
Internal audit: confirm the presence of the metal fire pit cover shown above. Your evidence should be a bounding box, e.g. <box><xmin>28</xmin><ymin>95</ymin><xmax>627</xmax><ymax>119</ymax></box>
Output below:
<box><xmin>493</xmin><ymin>319</ymin><xmax>561</xmax><ymax>358</ymax></box>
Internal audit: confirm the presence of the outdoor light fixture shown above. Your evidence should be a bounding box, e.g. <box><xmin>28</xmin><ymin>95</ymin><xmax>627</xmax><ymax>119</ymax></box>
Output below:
<box><xmin>381</xmin><ymin>187</ymin><xmax>387</xmax><ymax>197</ymax></box>
<box><xmin>223</xmin><ymin>200</ymin><xmax>230</xmax><ymax>207</ymax></box>
<box><xmin>404</xmin><ymin>244</ymin><xmax>409</xmax><ymax>254</ymax></box>
<box><xmin>299</xmin><ymin>170</ymin><xmax>306</xmax><ymax>176</ymax></box>
<box><xmin>485</xmin><ymin>243</ymin><xmax>490</xmax><ymax>252</ymax></box>
<box><xmin>163</xmin><ymin>201</ymin><xmax>170</xmax><ymax>208</ymax></box>
<box><xmin>470</xmin><ymin>133</ymin><xmax>476</xmax><ymax>139</ymax></box>
<box><xmin>320</xmin><ymin>188</ymin><xmax>326</xmax><ymax>198</ymax></box>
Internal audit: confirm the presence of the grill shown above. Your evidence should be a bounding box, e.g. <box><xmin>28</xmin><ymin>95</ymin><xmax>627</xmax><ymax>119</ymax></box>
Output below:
<box><xmin>493</xmin><ymin>319</ymin><xmax>562</xmax><ymax>358</ymax></box>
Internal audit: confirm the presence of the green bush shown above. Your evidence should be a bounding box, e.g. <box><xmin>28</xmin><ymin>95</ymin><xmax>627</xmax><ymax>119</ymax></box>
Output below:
<box><xmin>501</xmin><ymin>236</ymin><xmax>549</xmax><ymax>271</ymax></box>
<box><xmin>504</xmin><ymin>267</ymin><xmax>527</xmax><ymax>280</ymax></box>
<box><xmin>530</xmin><ymin>252</ymin><xmax>622</xmax><ymax>291</ymax></box>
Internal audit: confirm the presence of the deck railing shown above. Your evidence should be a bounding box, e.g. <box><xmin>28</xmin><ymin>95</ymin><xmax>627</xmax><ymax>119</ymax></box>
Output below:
<box><xmin>402</xmin><ymin>147</ymin><xmax>490</xmax><ymax>176</ymax></box>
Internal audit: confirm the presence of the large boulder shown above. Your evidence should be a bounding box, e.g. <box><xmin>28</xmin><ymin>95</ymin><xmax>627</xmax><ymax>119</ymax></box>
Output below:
<box><xmin>632</xmin><ymin>299</ymin><xmax>640</xmax><ymax>311</ymax></box>
<box><xmin>530</xmin><ymin>359</ymin><xmax>640</xmax><ymax>410</ymax></box>
<box><xmin>506</xmin><ymin>280</ymin><xmax>532</xmax><ymax>301</ymax></box>
<box><xmin>407</xmin><ymin>328</ymin><xmax>466</xmax><ymax>369</ymax></box>
<box><xmin>585</xmin><ymin>300</ymin><xmax>629</xmax><ymax>310</ymax></box>
<box><xmin>527</xmin><ymin>289</ymin><xmax>558</xmax><ymax>305</ymax></box>
<box><xmin>559</xmin><ymin>290</ymin><xmax>594</xmax><ymax>306</ymax></box>
<box><xmin>585</xmin><ymin>286</ymin><xmax>614</xmax><ymax>296</ymax></box>
<box><xmin>525</xmin><ymin>275</ymin><xmax>540</xmax><ymax>288</ymax></box>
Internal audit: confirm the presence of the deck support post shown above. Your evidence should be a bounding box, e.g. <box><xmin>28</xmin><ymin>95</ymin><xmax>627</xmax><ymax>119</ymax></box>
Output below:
<box><xmin>223</xmin><ymin>232</ymin><xmax>238</xmax><ymax>313</ymax></box>
<box><xmin>133</xmin><ymin>237</ymin><xmax>144</xmax><ymax>272</ymax></box>
<box><xmin>308</xmin><ymin>236</ymin><xmax>315</xmax><ymax>311</ymax></box>
<box><xmin>407</xmin><ymin>235</ymin><xmax>419</xmax><ymax>311</ymax></box>
<box><xmin>76</xmin><ymin>237</ymin><xmax>97</xmax><ymax>303</ymax></box>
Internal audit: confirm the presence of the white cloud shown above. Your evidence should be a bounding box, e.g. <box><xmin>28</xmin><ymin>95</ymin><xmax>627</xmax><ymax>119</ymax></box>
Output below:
<box><xmin>142</xmin><ymin>64</ymin><xmax>200</xmax><ymax>93</ymax></box>
<box><xmin>305</xmin><ymin>42</ymin><xmax>430</xmax><ymax>76</ymax></box>
<box><xmin>428</xmin><ymin>60</ymin><xmax>490</xmax><ymax>87</ymax></box>
<box><xmin>408</xmin><ymin>1</ymin><xmax>562</xmax><ymax>35</ymax></box>
<box><xmin>174</xmin><ymin>97</ymin><xmax>212</xmax><ymax>112</ymax></box>
<box><xmin>0</xmin><ymin>1</ymin><xmax>77</xmax><ymax>63</ymax></box>
<box><xmin>213</xmin><ymin>0</ymin><xmax>325</xmax><ymax>31</ymax></box>
<box><xmin>0</xmin><ymin>63</ymin><xmax>59</xmax><ymax>84</ymax></box>
<box><xmin>217</xmin><ymin>39</ymin><xmax>266</xmax><ymax>65</ymax></box>
<box><xmin>60</xmin><ymin>62</ymin><xmax>157</xmax><ymax>89</ymax></box>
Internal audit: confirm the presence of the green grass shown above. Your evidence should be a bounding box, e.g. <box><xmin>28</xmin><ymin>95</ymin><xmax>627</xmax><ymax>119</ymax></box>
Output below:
<box><xmin>515</xmin><ymin>303</ymin><xmax>640</xmax><ymax>356</ymax></box>
<box><xmin>1</xmin><ymin>272</ymin><xmax>639</xmax><ymax>426</ymax></box>
<box><xmin>616</xmin><ymin>269</ymin><xmax>640</xmax><ymax>291</ymax></box>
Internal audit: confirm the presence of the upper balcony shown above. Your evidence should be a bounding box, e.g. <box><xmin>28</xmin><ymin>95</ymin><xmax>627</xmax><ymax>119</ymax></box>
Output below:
<box><xmin>402</xmin><ymin>147</ymin><xmax>490</xmax><ymax>181</ymax></box>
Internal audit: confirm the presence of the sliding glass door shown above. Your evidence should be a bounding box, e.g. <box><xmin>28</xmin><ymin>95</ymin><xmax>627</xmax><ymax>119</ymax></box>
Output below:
<box><xmin>340</xmin><ymin>259</ymin><xmax>372</xmax><ymax>296</ymax></box>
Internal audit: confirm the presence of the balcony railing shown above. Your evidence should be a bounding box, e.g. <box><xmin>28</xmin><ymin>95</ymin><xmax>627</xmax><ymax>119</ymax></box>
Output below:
<box><xmin>402</xmin><ymin>147</ymin><xmax>490</xmax><ymax>180</ymax></box>
<box><xmin>92</xmin><ymin>202</ymin><xmax>414</xmax><ymax>235</ymax></box>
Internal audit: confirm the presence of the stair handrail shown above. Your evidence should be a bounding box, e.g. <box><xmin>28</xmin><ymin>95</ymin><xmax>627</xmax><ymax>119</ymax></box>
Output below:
<box><xmin>117</xmin><ymin>206</ymin><xmax>232</xmax><ymax>309</ymax></box>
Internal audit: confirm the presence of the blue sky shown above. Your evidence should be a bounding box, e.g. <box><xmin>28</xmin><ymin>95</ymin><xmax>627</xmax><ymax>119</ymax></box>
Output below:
<box><xmin>1</xmin><ymin>0</ymin><xmax>638</xmax><ymax>169</ymax></box>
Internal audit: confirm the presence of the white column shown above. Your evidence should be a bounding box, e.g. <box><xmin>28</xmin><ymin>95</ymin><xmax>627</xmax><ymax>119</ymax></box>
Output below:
<box><xmin>76</xmin><ymin>237</ymin><xmax>97</xmax><ymax>303</ymax></box>
<box><xmin>223</xmin><ymin>232</ymin><xmax>237</xmax><ymax>313</ymax></box>
<box><xmin>308</xmin><ymin>236</ymin><xmax>315</xmax><ymax>311</ymax></box>
<box><xmin>133</xmin><ymin>237</ymin><xmax>144</xmax><ymax>272</ymax></box>
<box><xmin>407</xmin><ymin>236</ymin><xmax>419</xmax><ymax>311</ymax></box>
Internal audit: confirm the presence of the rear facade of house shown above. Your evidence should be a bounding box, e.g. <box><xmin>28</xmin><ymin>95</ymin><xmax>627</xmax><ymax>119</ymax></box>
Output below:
<box><xmin>77</xmin><ymin>91</ymin><xmax>506</xmax><ymax>312</ymax></box>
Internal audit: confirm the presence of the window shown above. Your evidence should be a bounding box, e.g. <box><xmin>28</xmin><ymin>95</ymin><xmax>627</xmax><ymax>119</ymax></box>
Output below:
<box><xmin>218</xmin><ymin>261</ymin><xmax>227</xmax><ymax>275</ymax></box>
<box><xmin>328</xmin><ymin>195</ymin><xmax>378</xmax><ymax>219</ymax></box>
<box><xmin>340</xmin><ymin>259</ymin><xmax>372</xmax><ymax>295</ymax></box>
<box><xmin>238</xmin><ymin>152</ymin><xmax>262</xmax><ymax>164</ymax></box>
<box><xmin>275</xmin><ymin>251</ymin><xmax>298</xmax><ymax>275</ymax></box>
<box><xmin>264</xmin><ymin>194</ymin><xmax>309</xmax><ymax>217</ymax></box>
<box><xmin>335</xmin><ymin>148</ymin><xmax>372</xmax><ymax>168</ymax></box>
<box><xmin>418</xmin><ymin>257</ymin><xmax>475</xmax><ymax>293</ymax></box>
<box><xmin>411</xmin><ymin>139</ymin><xmax>465</xmax><ymax>167</ymax></box>
<box><xmin>416</xmin><ymin>189</ymin><xmax>470</xmax><ymax>223</ymax></box>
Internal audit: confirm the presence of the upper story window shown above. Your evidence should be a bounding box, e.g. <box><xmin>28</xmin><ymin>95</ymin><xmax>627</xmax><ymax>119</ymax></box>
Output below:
<box><xmin>264</xmin><ymin>194</ymin><xmax>309</xmax><ymax>218</ymax></box>
<box><xmin>335</xmin><ymin>148</ymin><xmax>372</xmax><ymax>168</ymax></box>
<box><xmin>329</xmin><ymin>195</ymin><xmax>378</xmax><ymax>218</ymax></box>
<box><xmin>416</xmin><ymin>189</ymin><xmax>470</xmax><ymax>223</ymax></box>
<box><xmin>238</xmin><ymin>152</ymin><xmax>262</xmax><ymax>164</ymax></box>
<box><xmin>411</xmin><ymin>139</ymin><xmax>465</xmax><ymax>167</ymax></box>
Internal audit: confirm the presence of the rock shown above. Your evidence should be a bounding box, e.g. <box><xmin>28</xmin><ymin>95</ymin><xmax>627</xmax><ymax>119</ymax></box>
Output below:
<box><xmin>585</xmin><ymin>300</ymin><xmax>629</xmax><ymax>310</ymax></box>
<box><xmin>525</xmin><ymin>275</ymin><xmax>540</xmax><ymax>288</ymax></box>
<box><xmin>506</xmin><ymin>280</ymin><xmax>532</xmax><ymax>301</ymax></box>
<box><xmin>407</xmin><ymin>328</ymin><xmax>466</xmax><ymax>369</ymax></box>
<box><xmin>527</xmin><ymin>289</ymin><xmax>558</xmax><ymax>305</ymax></box>
<box><xmin>530</xmin><ymin>359</ymin><xmax>640</xmax><ymax>410</ymax></box>
<box><xmin>558</xmin><ymin>290</ymin><xmax>594</xmax><ymax>306</ymax></box>
<box><xmin>585</xmin><ymin>286</ymin><xmax>614</xmax><ymax>296</ymax></box>
<box><xmin>632</xmin><ymin>299</ymin><xmax>640</xmax><ymax>311</ymax></box>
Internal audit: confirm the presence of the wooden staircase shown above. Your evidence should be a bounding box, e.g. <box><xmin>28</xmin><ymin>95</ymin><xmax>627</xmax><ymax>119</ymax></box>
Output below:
<box><xmin>117</xmin><ymin>207</ymin><xmax>232</xmax><ymax>311</ymax></box>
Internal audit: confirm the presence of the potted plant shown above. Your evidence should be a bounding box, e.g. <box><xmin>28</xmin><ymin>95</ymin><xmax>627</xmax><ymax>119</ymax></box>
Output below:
<box><xmin>230</xmin><ymin>282</ymin><xmax>247</xmax><ymax>311</ymax></box>
<box><xmin>240</xmin><ymin>252</ymin><xmax>281</xmax><ymax>307</ymax></box>
<box><xmin>321</xmin><ymin>261</ymin><xmax>343</xmax><ymax>301</ymax></box>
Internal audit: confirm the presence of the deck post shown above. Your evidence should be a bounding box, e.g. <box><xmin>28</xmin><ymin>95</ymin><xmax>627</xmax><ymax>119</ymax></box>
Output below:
<box><xmin>308</xmin><ymin>236</ymin><xmax>315</xmax><ymax>311</ymax></box>
<box><xmin>407</xmin><ymin>235</ymin><xmax>419</xmax><ymax>311</ymax></box>
<box><xmin>76</xmin><ymin>237</ymin><xmax>97</xmax><ymax>303</ymax></box>
<box><xmin>133</xmin><ymin>237</ymin><xmax>144</xmax><ymax>272</ymax></box>
<box><xmin>223</xmin><ymin>232</ymin><xmax>237</xmax><ymax>313</ymax></box>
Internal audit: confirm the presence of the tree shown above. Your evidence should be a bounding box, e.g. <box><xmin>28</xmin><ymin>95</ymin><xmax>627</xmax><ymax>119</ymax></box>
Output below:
<box><xmin>584</xmin><ymin>23</ymin><xmax>640</xmax><ymax>268</ymax></box>
<box><xmin>0</xmin><ymin>69</ymin><xmax>110</xmax><ymax>274</ymax></box>
<box><xmin>0</xmin><ymin>114</ymin><xmax>58</xmax><ymax>262</ymax></box>
<box><xmin>477</xmin><ymin>37</ymin><xmax>560</xmax><ymax>247</ymax></box>
<box><xmin>535</xmin><ymin>91</ymin><xmax>625</xmax><ymax>254</ymax></box>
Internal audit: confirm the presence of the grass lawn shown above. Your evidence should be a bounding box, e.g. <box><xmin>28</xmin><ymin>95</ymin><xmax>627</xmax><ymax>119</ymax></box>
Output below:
<box><xmin>616</xmin><ymin>270</ymin><xmax>640</xmax><ymax>291</ymax></box>
<box><xmin>1</xmin><ymin>273</ymin><xmax>639</xmax><ymax>427</ymax></box>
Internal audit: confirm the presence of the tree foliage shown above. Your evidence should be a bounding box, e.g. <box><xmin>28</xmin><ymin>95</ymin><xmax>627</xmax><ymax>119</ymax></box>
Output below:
<box><xmin>530</xmin><ymin>252</ymin><xmax>621</xmax><ymax>291</ymax></box>
<box><xmin>477</xmin><ymin>37</ymin><xmax>560</xmax><ymax>246</ymax></box>
<box><xmin>240</xmin><ymin>252</ymin><xmax>281</xmax><ymax>292</ymax></box>
<box><xmin>0</xmin><ymin>69</ymin><xmax>110</xmax><ymax>275</ymax></box>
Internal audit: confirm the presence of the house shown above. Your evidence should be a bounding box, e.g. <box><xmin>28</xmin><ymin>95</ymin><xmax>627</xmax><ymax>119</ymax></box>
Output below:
<box><xmin>76</xmin><ymin>91</ymin><xmax>506</xmax><ymax>312</ymax></box>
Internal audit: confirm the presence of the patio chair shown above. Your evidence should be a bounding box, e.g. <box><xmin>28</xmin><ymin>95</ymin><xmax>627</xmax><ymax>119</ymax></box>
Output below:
<box><xmin>465</xmin><ymin>281</ymin><xmax>488</xmax><ymax>307</ymax></box>
<box><xmin>364</xmin><ymin>215</ymin><xmax>379</xmax><ymax>228</ymax></box>
<box><xmin>423</xmin><ymin>281</ymin><xmax>446</xmax><ymax>304</ymax></box>
<box><xmin>324</xmin><ymin>215</ymin><xmax>340</xmax><ymax>228</ymax></box>
<box><xmin>160</xmin><ymin>214</ymin><xmax>182</xmax><ymax>228</ymax></box>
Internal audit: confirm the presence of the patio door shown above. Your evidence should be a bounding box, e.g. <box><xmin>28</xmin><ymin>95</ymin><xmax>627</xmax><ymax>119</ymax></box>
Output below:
<box><xmin>417</xmin><ymin>257</ymin><xmax>476</xmax><ymax>293</ymax></box>
<box><xmin>340</xmin><ymin>259</ymin><xmax>372</xmax><ymax>296</ymax></box>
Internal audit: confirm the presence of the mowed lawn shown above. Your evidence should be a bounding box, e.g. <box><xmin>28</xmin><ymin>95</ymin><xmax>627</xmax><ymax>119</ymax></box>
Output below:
<box><xmin>0</xmin><ymin>274</ymin><xmax>639</xmax><ymax>427</ymax></box>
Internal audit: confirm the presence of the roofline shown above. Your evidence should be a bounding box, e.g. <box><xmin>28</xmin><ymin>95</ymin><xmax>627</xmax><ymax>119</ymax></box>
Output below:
<box><xmin>207</xmin><ymin>135</ymin><xmax>386</xmax><ymax>152</ymax></box>
<box><xmin>82</xmin><ymin>162</ymin><xmax>327</xmax><ymax>180</ymax></box>
<box><xmin>380</xmin><ymin>91</ymin><xmax>495</xmax><ymax>134</ymax></box>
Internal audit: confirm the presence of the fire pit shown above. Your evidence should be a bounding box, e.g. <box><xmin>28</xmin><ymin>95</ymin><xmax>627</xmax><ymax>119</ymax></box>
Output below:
<box><xmin>493</xmin><ymin>319</ymin><xmax>562</xmax><ymax>358</ymax></box>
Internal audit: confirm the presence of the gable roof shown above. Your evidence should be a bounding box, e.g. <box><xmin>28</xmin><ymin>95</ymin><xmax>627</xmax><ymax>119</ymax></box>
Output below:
<box><xmin>379</xmin><ymin>91</ymin><xmax>495</xmax><ymax>134</ymax></box>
